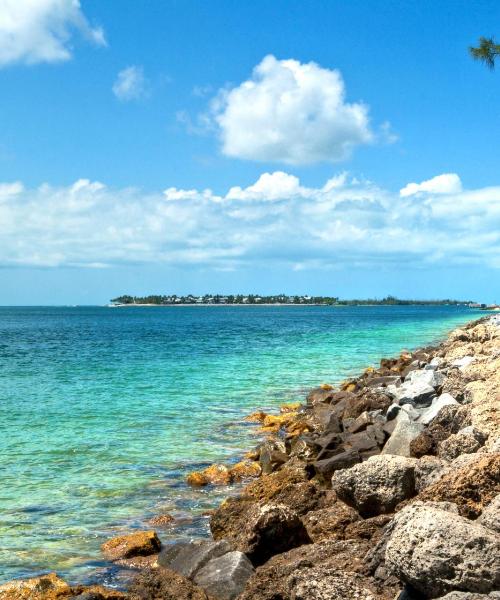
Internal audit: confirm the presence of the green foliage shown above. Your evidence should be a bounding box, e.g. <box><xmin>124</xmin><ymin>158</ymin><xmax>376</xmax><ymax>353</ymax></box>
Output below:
<box><xmin>110</xmin><ymin>294</ymin><xmax>473</xmax><ymax>306</ymax></box>
<box><xmin>470</xmin><ymin>36</ymin><xmax>500</xmax><ymax>69</ymax></box>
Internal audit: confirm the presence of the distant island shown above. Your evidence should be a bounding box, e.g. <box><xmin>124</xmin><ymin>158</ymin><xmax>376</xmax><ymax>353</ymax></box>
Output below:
<box><xmin>110</xmin><ymin>294</ymin><xmax>479</xmax><ymax>307</ymax></box>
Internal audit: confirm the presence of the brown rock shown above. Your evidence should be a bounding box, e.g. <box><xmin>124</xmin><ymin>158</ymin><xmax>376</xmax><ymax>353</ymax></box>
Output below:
<box><xmin>418</xmin><ymin>453</ymin><xmax>500</xmax><ymax>518</ymax></box>
<box><xmin>238</xmin><ymin>539</ymin><xmax>391</xmax><ymax>600</ymax></box>
<box><xmin>101</xmin><ymin>531</ymin><xmax>161</xmax><ymax>561</ymax></box>
<box><xmin>344</xmin><ymin>514</ymin><xmax>393</xmax><ymax>542</ymax></box>
<box><xmin>244</xmin><ymin>411</ymin><xmax>267</xmax><ymax>423</ymax></box>
<box><xmin>230</xmin><ymin>460</ymin><xmax>262</xmax><ymax>480</ymax></box>
<box><xmin>301</xmin><ymin>501</ymin><xmax>361</xmax><ymax>542</ymax></box>
<box><xmin>129</xmin><ymin>567</ymin><xmax>211</xmax><ymax>600</ymax></box>
<box><xmin>187</xmin><ymin>464</ymin><xmax>233</xmax><ymax>486</ymax></box>
<box><xmin>343</xmin><ymin>389</ymin><xmax>392</xmax><ymax>420</ymax></box>
<box><xmin>409</xmin><ymin>431</ymin><xmax>435</xmax><ymax>458</ymax></box>
<box><xmin>71</xmin><ymin>585</ymin><xmax>129</xmax><ymax>599</ymax></box>
<box><xmin>280</xmin><ymin>402</ymin><xmax>301</xmax><ymax>413</ymax></box>
<box><xmin>0</xmin><ymin>573</ymin><xmax>71</xmax><ymax>600</ymax></box>
<box><xmin>147</xmin><ymin>514</ymin><xmax>175</xmax><ymax>527</ymax></box>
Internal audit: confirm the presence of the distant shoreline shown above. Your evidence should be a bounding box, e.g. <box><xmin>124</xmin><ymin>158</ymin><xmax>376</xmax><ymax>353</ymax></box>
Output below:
<box><xmin>107</xmin><ymin>303</ymin><xmax>482</xmax><ymax>308</ymax></box>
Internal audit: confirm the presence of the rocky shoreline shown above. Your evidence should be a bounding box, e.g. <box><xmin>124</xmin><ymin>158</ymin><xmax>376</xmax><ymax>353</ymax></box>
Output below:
<box><xmin>1</xmin><ymin>315</ymin><xmax>499</xmax><ymax>600</ymax></box>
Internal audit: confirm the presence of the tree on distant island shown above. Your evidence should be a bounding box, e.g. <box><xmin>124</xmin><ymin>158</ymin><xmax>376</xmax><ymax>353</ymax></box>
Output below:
<box><xmin>470</xmin><ymin>36</ymin><xmax>500</xmax><ymax>69</ymax></box>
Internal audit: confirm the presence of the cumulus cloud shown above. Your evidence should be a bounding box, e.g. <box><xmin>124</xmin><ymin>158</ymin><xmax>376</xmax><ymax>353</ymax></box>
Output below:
<box><xmin>0</xmin><ymin>172</ymin><xmax>499</xmax><ymax>271</ymax></box>
<box><xmin>113</xmin><ymin>66</ymin><xmax>149</xmax><ymax>101</ymax></box>
<box><xmin>400</xmin><ymin>173</ymin><xmax>462</xmax><ymax>197</ymax></box>
<box><xmin>0</xmin><ymin>0</ymin><xmax>106</xmax><ymax>67</ymax></box>
<box><xmin>209</xmin><ymin>55</ymin><xmax>374</xmax><ymax>165</ymax></box>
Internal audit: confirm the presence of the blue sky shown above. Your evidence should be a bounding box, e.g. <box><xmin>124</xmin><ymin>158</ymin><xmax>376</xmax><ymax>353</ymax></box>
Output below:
<box><xmin>1</xmin><ymin>0</ymin><xmax>499</xmax><ymax>304</ymax></box>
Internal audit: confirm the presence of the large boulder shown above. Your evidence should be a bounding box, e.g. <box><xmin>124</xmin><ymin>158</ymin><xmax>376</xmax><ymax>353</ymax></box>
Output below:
<box><xmin>101</xmin><ymin>531</ymin><xmax>161</xmax><ymax>561</ymax></box>
<box><xmin>381</xmin><ymin>418</ymin><xmax>424</xmax><ymax>457</ymax></box>
<box><xmin>388</xmin><ymin>380</ymin><xmax>436</xmax><ymax>407</ymax></box>
<box><xmin>157</xmin><ymin>540</ymin><xmax>232</xmax><ymax>579</ymax></box>
<box><xmin>437</xmin><ymin>428</ymin><xmax>485</xmax><ymax>461</ymax></box>
<box><xmin>129</xmin><ymin>567</ymin><xmax>211</xmax><ymax>600</ymax></box>
<box><xmin>212</xmin><ymin>502</ymin><xmax>310</xmax><ymax>565</ymax></box>
<box><xmin>238</xmin><ymin>539</ymin><xmax>386</xmax><ymax>600</ymax></box>
<box><xmin>417</xmin><ymin>453</ymin><xmax>500</xmax><ymax>518</ymax></box>
<box><xmin>385</xmin><ymin>504</ymin><xmax>500</xmax><ymax>597</ymax></box>
<box><xmin>301</xmin><ymin>501</ymin><xmax>360</xmax><ymax>542</ymax></box>
<box><xmin>331</xmin><ymin>455</ymin><xmax>417</xmax><ymax>517</ymax></box>
<box><xmin>419</xmin><ymin>394</ymin><xmax>459</xmax><ymax>426</ymax></box>
<box><xmin>193</xmin><ymin>551</ymin><xmax>255</xmax><ymax>600</ymax></box>
<box><xmin>285</xmin><ymin>567</ymin><xmax>384</xmax><ymax>600</ymax></box>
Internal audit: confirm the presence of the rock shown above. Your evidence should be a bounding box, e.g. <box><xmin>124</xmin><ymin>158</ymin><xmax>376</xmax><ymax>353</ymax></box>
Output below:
<box><xmin>211</xmin><ymin>497</ymin><xmax>311</xmax><ymax>566</ymax></box>
<box><xmin>229</xmin><ymin>460</ymin><xmax>261</xmax><ymax>480</ymax></box>
<box><xmin>409</xmin><ymin>431</ymin><xmax>435</xmax><ymax>458</ymax></box>
<box><xmin>478</xmin><ymin>494</ymin><xmax>500</xmax><ymax>533</ymax></box>
<box><xmin>417</xmin><ymin>453</ymin><xmax>500</xmax><ymax>517</ymax></box>
<box><xmin>413</xmin><ymin>456</ymin><xmax>449</xmax><ymax>492</ymax></box>
<box><xmin>258</xmin><ymin>439</ymin><xmax>289</xmax><ymax>474</ymax></box>
<box><xmin>286</xmin><ymin>567</ymin><xmax>382</xmax><ymax>600</ymax></box>
<box><xmin>331</xmin><ymin>455</ymin><xmax>417</xmax><ymax>517</ymax></box>
<box><xmin>386</xmin><ymin>404</ymin><xmax>401</xmax><ymax>421</ymax></box>
<box><xmin>419</xmin><ymin>393</ymin><xmax>459</xmax><ymax>426</ymax></box>
<box><xmin>193</xmin><ymin>551</ymin><xmax>255</xmax><ymax>600</ymax></box>
<box><xmin>0</xmin><ymin>573</ymin><xmax>71</xmax><ymax>600</ymax></box>
<box><xmin>301</xmin><ymin>501</ymin><xmax>360</xmax><ymax>542</ymax></box>
<box><xmin>389</xmin><ymin>380</ymin><xmax>436</xmax><ymax>407</ymax></box>
<box><xmin>343</xmin><ymin>513</ymin><xmax>392</xmax><ymax>542</ymax></box>
<box><xmin>381</xmin><ymin>419</ymin><xmax>424</xmax><ymax>457</ymax></box>
<box><xmin>443</xmin><ymin>592</ymin><xmax>500</xmax><ymax>599</ymax></box>
<box><xmin>425</xmin><ymin>357</ymin><xmax>444</xmax><ymax>370</ymax></box>
<box><xmin>437</xmin><ymin>428</ymin><xmax>485</xmax><ymax>461</ymax></box>
<box><xmin>406</xmin><ymin>369</ymin><xmax>445</xmax><ymax>389</ymax></box>
<box><xmin>238</xmin><ymin>539</ymin><xmax>382</xmax><ymax>600</ymax></box>
<box><xmin>307</xmin><ymin>387</ymin><xmax>340</xmax><ymax>405</ymax></box>
<box><xmin>187</xmin><ymin>464</ymin><xmax>233</xmax><ymax>486</ymax></box>
<box><xmin>158</xmin><ymin>539</ymin><xmax>232</xmax><ymax>579</ymax></box>
<box><xmin>129</xmin><ymin>567</ymin><xmax>211</xmax><ymax>600</ymax></box>
<box><xmin>69</xmin><ymin>586</ymin><xmax>127</xmax><ymax>600</ymax></box>
<box><xmin>310</xmin><ymin>404</ymin><xmax>341</xmax><ymax>432</ymax></box>
<box><xmin>342</xmin><ymin>389</ymin><xmax>393</xmax><ymax>420</ymax></box>
<box><xmin>147</xmin><ymin>514</ymin><xmax>175</xmax><ymax>527</ymax></box>
<box><xmin>244</xmin><ymin>410</ymin><xmax>267</xmax><ymax>423</ymax></box>
<box><xmin>385</xmin><ymin>504</ymin><xmax>500</xmax><ymax>597</ymax></box>
<box><xmin>452</xmin><ymin>356</ymin><xmax>476</xmax><ymax>369</ymax></box>
<box><xmin>312</xmin><ymin>449</ymin><xmax>361</xmax><ymax>481</ymax></box>
<box><xmin>101</xmin><ymin>531</ymin><xmax>161</xmax><ymax>561</ymax></box>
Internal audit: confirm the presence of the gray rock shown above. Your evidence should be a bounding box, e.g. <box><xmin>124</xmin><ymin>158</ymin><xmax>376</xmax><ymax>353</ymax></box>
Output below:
<box><xmin>286</xmin><ymin>567</ymin><xmax>379</xmax><ymax>600</ymax></box>
<box><xmin>425</xmin><ymin>357</ymin><xmax>444</xmax><ymax>370</ymax></box>
<box><xmin>414</xmin><ymin>456</ymin><xmax>449</xmax><ymax>493</ymax></box>
<box><xmin>381</xmin><ymin>419</ymin><xmax>424</xmax><ymax>457</ymax></box>
<box><xmin>478</xmin><ymin>494</ymin><xmax>500</xmax><ymax>533</ymax></box>
<box><xmin>331</xmin><ymin>454</ymin><xmax>417</xmax><ymax>517</ymax></box>
<box><xmin>313</xmin><ymin>449</ymin><xmax>360</xmax><ymax>480</ymax></box>
<box><xmin>390</xmin><ymin>380</ymin><xmax>437</xmax><ymax>407</ymax></box>
<box><xmin>385</xmin><ymin>504</ymin><xmax>500</xmax><ymax>597</ymax></box>
<box><xmin>158</xmin><ymin>539</ymin><xmax>232</xmax><ymax>579</ymax></box>
<box><xmin>194</xmin><ymin>550</ymin><xmax>254</xmax><ymax>600</ymax></box>
<box><xmin>437</xmin><ymin>428</ymin><xmax>485</xmax><ymax>461</ymax></box>
<box><xmin>419</xmin><ymin>393</ymin><xmax>458</xmax><ymax>425</ymax></box>
<box><xmin>406</xmin><ymin>369</ymin><xmax>445</xmax><ymax>389</ymax></box>
<box><xmin>386</xmin><ymin>403</ymin><xmax>402</xmax><ymax>420</ymax></box>
<box><xmin>452</xmin><ymin>356</ymin><xmax>476</xmax><ymax>369</ymax></box>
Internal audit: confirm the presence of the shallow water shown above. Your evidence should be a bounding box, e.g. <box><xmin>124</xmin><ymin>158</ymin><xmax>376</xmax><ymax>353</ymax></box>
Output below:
<box><xmin>0</xmin><ymin>305</ymin><xmax>480</xmax><ymax>583</ymax></box>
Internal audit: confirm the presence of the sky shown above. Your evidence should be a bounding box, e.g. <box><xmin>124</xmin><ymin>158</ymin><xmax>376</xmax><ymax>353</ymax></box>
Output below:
<box><xmin>1</xmin><ymin>0</ymin><xmax>500</xmax><ymax>305</ymax></box>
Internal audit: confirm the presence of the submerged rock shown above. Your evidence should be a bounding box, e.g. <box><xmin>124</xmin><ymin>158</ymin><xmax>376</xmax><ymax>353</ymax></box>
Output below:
<box><xmin>101</xmin><ymin>531</ymin><xmax>161</xmax><ymax>561</ymax></box>
<box><xmin>385</xmin><ymin>504</ymin><xmax>500</xmax><ymax>597</ymax></box>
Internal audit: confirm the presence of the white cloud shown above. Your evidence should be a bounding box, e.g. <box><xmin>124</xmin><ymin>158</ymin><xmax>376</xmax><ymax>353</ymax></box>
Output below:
<box><xmin>113</xmin><ymin>66</ymin><xmax>149</xmax><ymax>101</ymax></box>
<box><xmin>400</xmin><ymin>173</ymin><xmax>462</xmax><ymax>197</ymax></box>
<box><xmin>0</xmin><ymin>0</ymin><xmax>106</xmax><ymax>67</ymax></box>
<box><xmin>210</xmin><ymin>55</ymin><xmax>374</xmax><ymax>165</ymax></box>
<box><xmin>0</xmin><ymin>173</ymin><xmax>498</xmax><ymax>270</ymax></box>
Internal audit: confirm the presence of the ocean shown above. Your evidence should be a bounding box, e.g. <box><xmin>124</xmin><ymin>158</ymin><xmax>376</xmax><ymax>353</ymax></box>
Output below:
<box><xmin>0</xmin><ymin>305</ymin><xmax>481</xmax><ymax>584</ymax></box>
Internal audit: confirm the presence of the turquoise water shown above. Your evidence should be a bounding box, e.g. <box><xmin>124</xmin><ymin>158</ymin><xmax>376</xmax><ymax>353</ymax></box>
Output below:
<box><xmin>0</xmin><ymin>305</ymin><xmax>480</xmax><ymax>584</ymax></box>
